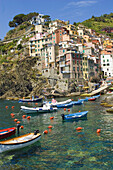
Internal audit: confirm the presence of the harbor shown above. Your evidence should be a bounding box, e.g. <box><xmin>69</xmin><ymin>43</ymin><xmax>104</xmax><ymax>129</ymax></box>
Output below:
<box><xmin>0</xmin><ymin>93</ymin><xmax>113</xmax><ymax>169</ymax></box>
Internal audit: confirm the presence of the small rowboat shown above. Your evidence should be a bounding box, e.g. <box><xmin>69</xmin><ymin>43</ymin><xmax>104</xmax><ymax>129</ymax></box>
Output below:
<box><xmin>51</xmin><ymin>99</ymin><xmax>72</xmax><ymax>106</ymax></box>
<box><xmin>88</xmin><ymin>97</ymin><xmax>96</xmax><ymax>101</ymax></box>
<box><xmin>19</xmin><ymin>97</ymin><xmax>42</xmax><ymax>103</ymax></box>
<box><xmin>71</xmin><ymin>100</ymin><xmax>83</xmax><ymax>105</ymax></box>
<box><xmin>61</xmin><ymin>111</ymin><xmax>88</xmax><ymax>120</ymax></box>
<box><xmin>0</xmin><ymin>127</ymin><xmax>16</xmax><ymax>140</ymax></box>
<box><xmin>56</xmin><ymin>102</ymin><xmax>73</xmax><ymax>108</ymax></box>
<box><xmin>0</xmin><ymin>130</ymin><xmax>41</xmax><ymax>153</ymax></box>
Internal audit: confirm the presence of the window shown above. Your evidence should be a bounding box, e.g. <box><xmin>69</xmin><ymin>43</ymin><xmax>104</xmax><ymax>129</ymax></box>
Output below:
<box><xmin>103</xmin><ymin>64</ymin><xmax>106</xmax><ymax>66</ymax></box>
<box><xmin>73</xmin><ymin>67</ymin><xmax>75</xmax><ymax>71</ymax></box>
<box><xmin>107</xmin><ymin>68</ymin><xmax>109</xmax><ymax>71</ymax></box>
<box><xmin>107</xmin><ymin>63</ymin><xmax>110</xmax><ymax>66</ymax></box>
<box><xmin>107</xmin><ymin>59</ymin><xmax>109</xmax><ymax>62</ymax></box>
<box><xmin>63</xmin><ymin>49</ymin><xmax>65</xmax><ymax>53</ymax></box>
<box><xmin>77</xmin><ymin>67</ymin><xmax>79</xmax><ymax>71</ymax></box>
<box><xmin>103</xmin><ymin>60</ymin><xmax>105</xmax><ymax>62</ymax></box>
<box><xmin>103</xmin><ymin>56</ymin><xmax>104</xmax><ymax>58</ymax></box>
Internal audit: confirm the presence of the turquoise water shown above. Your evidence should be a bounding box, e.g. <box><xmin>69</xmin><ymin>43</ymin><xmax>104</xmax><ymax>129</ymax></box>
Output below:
<box><xmin>0</xmin><ymin>96</ymin><xmax>113</xmax><ymax>169</ymax></box>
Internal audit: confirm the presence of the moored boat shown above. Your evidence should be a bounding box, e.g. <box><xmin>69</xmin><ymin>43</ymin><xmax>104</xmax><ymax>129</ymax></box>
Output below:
<box><xmin>88</xmin><ymin>97</ymin><xmax>96</xmax><ymax>101</ymax></box>
<box><xmin>0</xmin><ymin>130</ymin><xmax>41</xmax><ymax>153</ymax></box>
<box><xmin>71</xmin><ymin>100</ymin><xmax>83</xmax><ymax>105</ymax></box>
<box><xmin>0</xmin><ymin>127</ymin><xmax>16</xmax><ymax>140</ymax></box>
<box><xmin>51</xmin><ymin>99</ymin><xmax>72</xmax><ymax>106</ymax></box>
<box><xmin>56</xmin><ymin>102</ymin><xmax>73</xmax><ymax>108</ymax></box>
<box><xmin>61</xmin><ymin>111</ymin><xmax>88</xmax><ymax>120</ymax></box>
<box><xmin>19</xmin><ymin>96</ymin><xmax>42</xmax><ymax>103</ymax></box>
<box><xmin>21</xmin><ymin>103</ymin><xmax>57</xmax><ymax>113</ymax></box>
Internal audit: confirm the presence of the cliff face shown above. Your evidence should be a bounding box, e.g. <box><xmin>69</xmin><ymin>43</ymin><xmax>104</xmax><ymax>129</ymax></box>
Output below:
<box><xmin>0</xmin><ymin>56</ymin><xmax>48</xmax><ymax>99</ymax></box>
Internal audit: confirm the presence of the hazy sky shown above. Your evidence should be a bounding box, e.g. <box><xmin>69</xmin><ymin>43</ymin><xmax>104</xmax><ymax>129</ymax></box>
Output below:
<box><xmin>0</xmin><ymin>0</ymin><xmax>113</xmax><ymax>40</ymax></box>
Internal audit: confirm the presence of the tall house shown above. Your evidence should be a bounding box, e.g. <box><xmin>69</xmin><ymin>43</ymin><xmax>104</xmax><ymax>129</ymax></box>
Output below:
<box><xmin>35</xmin><ymin>25</ymin><xmax>48</xmax><ymax>33</ymax></box>
<box><xmin>29</xmin><ymin>33</ymin><xmax>49</xmax><ymax>57</ymax></box>
<box><xmin>101</xmin><ymin>50</ymin><xmax>113</xmax><ymax>77</ymax></box>
<box><xmin>52</xmin><ymin>27</ymin><xmax>69</xmax><ymax>44</ymax></box>
<box><xmin>65</xmin><ymin>24</ymin><xmax>77</xmax><ymax>35</ymax></box>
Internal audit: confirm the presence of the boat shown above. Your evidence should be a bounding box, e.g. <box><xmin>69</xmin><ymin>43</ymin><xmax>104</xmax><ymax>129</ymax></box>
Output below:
<box><xmin>71</xmin><ymin>100</ymin><xmax>83</xmax><ymax>105</ymax></box>
<box><xmin>61</xmin><ymin>111</ymin><xmax>88</xmax><ymax>120</ymax></box>
<box><xmin>20</xmin><ymin>103</ymin><xmax>57</xmax><ymax>113</ymax></box>
<box><xmin>19</xmin><ymin>96</ymin><xmax>42</xmax><ymax>103</ymax></box>
<box><xmin>88</xmin><ymin>97</ymin><xmax>96</xmax><ymax>101</ymax></box>
<box><xmin>78</xmin><ymin>98</ymin><xmax>88</xmax><ymax>102</ymax></box>
<box><xmin>0</xmin><ymin>130</ymin><xmax>41</xmax><ymax>153</ymax></box>
<box><xmin>51</xmin><ymin>99</ymin><xmax>72</xmax><ymax>106</ymax></box>
<box><xmin>0</xmin><ymin>127</ymin><xmax>16</xmax><ymax>140</ymax></box>
<box><xmin>56</xmin><ymin>102</ymin><xmax>73</xmax><ymax>108</ymax></box>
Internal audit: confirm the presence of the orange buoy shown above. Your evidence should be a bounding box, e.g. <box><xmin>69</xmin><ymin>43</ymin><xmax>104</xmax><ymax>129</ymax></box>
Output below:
<box><xmin>48</xmin><ymin>125</ymin><xmax>53</xmax><ymax>129</ymax></box>
<box><xmin>28</xmin><ymin>102</ymin><xmax>30</xmax><ymax>105</ymax></box>
<box><xmin>14</xmin><ymin>119</ymin><xmax>18</xmax><ymax>122</ymax></box>
<box><xmin>22</xmin><ymin>115</ymin><xmax>26</xmax><ymax>118</ymax></box>
<box><xmin>68</xmin><ymin>109</ymin><xmax>70</xmax><ymax>112</ymax></box>
<box><xmin>17</xmin><ymin>121</ymin><xmax>20</xmax><ymax>124</ymax></box>
<box><xmin>11</xmin><ymin>106</ymin><xmax>14</xmax><ymax>109</ymax></box>
<box><xmin>72</xmin><ymin>99</ymin><xmax>73</xmax><ymax>101</ymax></box>
<box><xmin>5</xmin><ymin>106</ymin><xmax>8</xmax><ymax>109</ymax></box>
<box><xmin>43</xmin><ymin>130</ymin><xmax>48</xmax><ymax>134</ymax></box>
<box><xmin>79</xmin><ymin>110</ymin><xmax>81</xmax><ymax>112</ymax></box>
<box><xmin>35</xmin><ymin>103</ymin><xmax>38</xmax><ymax>105</ymax></box>
<box><xmin>97</xmin><ymin>129</ymin><xmax>101</xmax><ymax>133</ymax></box>
<box><xmin>27</xmin><ymin>116</ymin><xmax>31</xmax><ymax>120</ymax></box>
<box><xmin>21</xmin><ymin>125</ymin><xmax>24</xmax><ymax>129</ymax></box>
<box><xmin>64</xmin><ymin>108</ymin><xmax>66</xmax><ymax>111</ymax></box>
<box><xmin>50</xmin><ymin>117</ymin><xmax>54</xmax><ymax>120</ymax></box>
<box><xmin>76</xmin><ymin>127</ymin><xmax>83</xmax><ymax>131</ymax></box>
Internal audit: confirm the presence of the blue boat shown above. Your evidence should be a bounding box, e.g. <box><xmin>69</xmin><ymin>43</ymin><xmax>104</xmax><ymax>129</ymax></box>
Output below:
<box><xmin>78</xmin><ymin>98</ymin><xmax>88</xmax><ymax>102</ymax></box>
<box><xmin>19</xmin><ymin>96</ymin><xmax>42</xmax><ymax>103</ymax></box>
<box><xmin>61</xmin><ymin>111</ymin><xmax>88</xmax><ymax>120</ymax></box>
<box><xmin>71</xmin><ymin>100</ymin><xmax>83</xmax><ymax>105</ymax></box>
<box><xmin>56</xmin><ymin>102</ymin><xmax>73</xmax><ymax>108</ymax></box>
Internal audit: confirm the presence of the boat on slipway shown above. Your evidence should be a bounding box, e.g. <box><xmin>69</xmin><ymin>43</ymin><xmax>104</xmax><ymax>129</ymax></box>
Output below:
<box><xmin>61</xmin><ymin>111</ymin><xmax>88</xmax><ymax>121</ymax></box>
<box><xmin>0</xmin><ymin>127</ymin><xmax>16</xmax><ymax>140</ymax></box>
<box><xmin>0</xmin><ymin>130</ymin><xmax>41</xmax><ymax>153</ymax></box>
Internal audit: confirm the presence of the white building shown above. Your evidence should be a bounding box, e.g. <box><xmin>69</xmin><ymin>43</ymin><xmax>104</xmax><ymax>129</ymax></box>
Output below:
<box><xmin>101</xmin><ymin>52</ymin><xmax>113</xmax><ymax>77</ymax></box>
<box><xmin>30</xmin><ymin>14</ymin><xmax>45</xmax><ymax>25</ymax></box>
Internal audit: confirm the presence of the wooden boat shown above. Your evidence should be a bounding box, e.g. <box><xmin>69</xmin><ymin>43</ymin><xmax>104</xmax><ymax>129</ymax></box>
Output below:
<box><xmin>88</xmin><ymin>97</ymin><xmax>96</xmax><ymax>101</ymax></box>
<box><xmin>0</xmin><ymin>130</ymin><xmax>41</xmax><ymax>153</ymax></box>
<box><xmin>19</xmin><ymin>96</ymin><xmax>42</xmax><ymax>103</ymax></box>
<box><xmin>78</xmin><ymin>98</ymin><xmax>88</xmax><ymax>102</ymax></box>
<box><xmin>51</xmin><ymin>99</ymin><xmax>72</xmax><ymax>106</ymax></box>
<box><xmin>21</xmin><ymin>103</ymin><xmax>57</xmax><ymax>113</ymax></box>
<box><xmin>61</xmin><ymin>111</ymin><xmax>88</xmax><ymax>120</ymax></box>
<box><xmin>71</xmin><ymin>100</ymin><xmax>83</xmax><ymax>105</ymax></box>
<box><xmin>0</xmin><ymin>127</ymin><xmax>16</xmax><ymax>140</ymax></box>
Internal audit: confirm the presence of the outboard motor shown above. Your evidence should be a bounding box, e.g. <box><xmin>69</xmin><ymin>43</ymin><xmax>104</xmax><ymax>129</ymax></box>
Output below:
<box><xmin>17</xmin><ymin>123</ymin><xmax>21</xmax><ymax>136</ymax></box>
<box><xmin>61</xmin><ymin>114</ymin><xmax>65</xmax><ymax>120</ymax></box>
<box><xmin>34</xmin><ymin>130</ymin><xmax>39</xmax><ymax>135</ymax></box>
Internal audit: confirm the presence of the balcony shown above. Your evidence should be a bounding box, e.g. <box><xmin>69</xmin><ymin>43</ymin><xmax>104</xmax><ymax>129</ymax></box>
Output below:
<box><xmin>61</xmin><ymin>71</ymin><xmax>70</xmax><ymax>73</ymax></box>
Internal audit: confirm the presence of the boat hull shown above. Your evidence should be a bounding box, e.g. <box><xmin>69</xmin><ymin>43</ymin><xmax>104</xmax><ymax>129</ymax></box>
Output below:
<box><xmin>19</xmin><ymin>98</ymin><xmax>42</xmax><ymax>103</ymax></box>
<box><xmin>61</xmin><ymin>111</ymin><xmax>88</xmax><ymax>120</ymax></box>
<box><xmin>21</xmin><ymin>106</ymin><xmax>57</xmax><ymax>113</ymax></box>
<box><xmin>0</xmin><ymin>133</ymin><xmax>41</xmax><ymax>153</ymax></box>
<box><xmin>0</xmin><ymin>127</ymin><xmax>16</xmax><ymax>140</ymax></box>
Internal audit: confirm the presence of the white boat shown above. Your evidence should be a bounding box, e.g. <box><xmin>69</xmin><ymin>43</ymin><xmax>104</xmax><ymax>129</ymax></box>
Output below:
<box><xmin>0</xmin><ymin>130</ymin><xmax>41</xmax><ymax>153</ymax></box>
<box><xmin>21</xmin><ymin>103</ymin><xmax>57</xmax><ymax>113</ymax></box>
<box><xmin>51</xmin><ymin>99</ymin><xmax>72</xmax><ymax>106</ymax></box>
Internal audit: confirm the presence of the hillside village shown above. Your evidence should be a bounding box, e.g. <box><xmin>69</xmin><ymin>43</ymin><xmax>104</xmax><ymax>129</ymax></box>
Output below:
<box><xmin>0</xmin><ymin>13</ymin><xmax>113</xmax><ymax>99</ymax></box>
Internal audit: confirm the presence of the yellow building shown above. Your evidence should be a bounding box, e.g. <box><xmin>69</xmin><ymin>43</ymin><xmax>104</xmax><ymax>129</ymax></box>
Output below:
<box><xmin>103</xmin><ymin>39</ymin><xmax>112</xmax><ymax>48</ymax></box>
<box><xmin>65</xmin><ymin>24</ymin><xmax>77</xmax><ymax>35</ymax></box>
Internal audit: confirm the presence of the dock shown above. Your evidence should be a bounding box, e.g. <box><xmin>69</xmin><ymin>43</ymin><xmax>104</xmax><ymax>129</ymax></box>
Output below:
<box><xmin>81</xmin><ymin>84</ymin><xmax>110</xmax><ymax>97</ymax></box>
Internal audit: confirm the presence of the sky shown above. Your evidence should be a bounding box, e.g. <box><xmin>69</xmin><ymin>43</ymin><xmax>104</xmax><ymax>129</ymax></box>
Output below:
<box><xmin>0</xmin><ymin>0</ymin><xmax>113</xmax><ymax>40</ymax></box>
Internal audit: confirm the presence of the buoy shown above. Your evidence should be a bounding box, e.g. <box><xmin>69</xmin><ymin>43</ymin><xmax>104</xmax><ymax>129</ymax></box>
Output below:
<box><xmin>14</xmin><ymin>119</ymin><xmax>18</xmax><ymax>122</ymax></box>
<box><xmin>43</xmin><ymin>130</ymin><xmax>48</xmax><ymax>134</ymax></box>
<box><xmin>48</xmin><ymin>125</ymin><xmax>53</xmax><ymax>129</ymax></box>
<box><xmin>68</xmin><ymin>109</ymin><xmax>70</xmax><ymax>112</ymax></box>
<box><xmin>72</xmin><ymin>99</ymin><xmax>73</xmax><ymax>101</ymax></box>
<box><xmin>64</xmin><ymin>108</ymin><xmax>66</xmax><ymax>111</ymax></box>
<box><xmin>76</xmin><ymin>127</ymin><xmax>83</xmax><ymax>131</ymax></box>
<box><xmin>35</xmin><ymin>103</ymin><xmax>38</xmax><ymax>105</ymax></box>
<box><xmin>28</xmin><ymin>102</ymin><xmax>30</xmax><ymax>105</ymax></box>
<box><xmin>11</xmin><ymin>106</ymin><xmax>14</xmax><ymax>109</ymax></box>
<box><xmin>27</xmin><ymin>116</ymin><xmax>31</xmax><ymax>119</ymax></box>
<box><xmin>22</xmin><ymin>115</ymin><xmax>26</xmax><ymax>118</ymax></box>
<box><xmin>97</xmin><ymin>129</ymin><xmax>101</xmax><ymax>133</ymax></box>
<box><xmin>17</xmin><ymin>121</ymin><xmax>20</xmax><ymax>124</ymax></box>
<box><xmin>79</xmin><ymin>110</ymin><xmax>81</xmax><ymax>112</ymax></box>
<box><xmin>50</xmin><ymin>116</ymin><xmax>54</xmax><ymax>120</ymax></box>
<box><xmin>5</xmin><ymin>106</ymin><xmax>8</xmax><ymax>109</ymax></box>
<box><xmin>21</xmin><ymin>125</ymin><xmax>24</xmax><ymax>129</ymax></box>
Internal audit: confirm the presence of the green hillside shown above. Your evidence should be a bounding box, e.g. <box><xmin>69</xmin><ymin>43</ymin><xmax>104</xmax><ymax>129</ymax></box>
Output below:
<box><xmin>81</xmin><ymin>13</ymin><xmax>113</xmax><ymax>38</ymax></box>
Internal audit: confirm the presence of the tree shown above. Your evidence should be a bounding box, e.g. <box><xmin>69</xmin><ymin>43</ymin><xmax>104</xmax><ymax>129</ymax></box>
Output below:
<box><xmin>73</xmin><ymin>22</ymin><xmax>76</xmax><ymax>26</ymax></box>
<box><xmin>13</xmin><ymin>14</ymin><xmax>25</xmax><ymax>25</ymax></box>
<box><xmin>9</xmin><ymin>21</ymin><xmax>16</xmax><ymax>27</ymax></box>
<box><xmin>17</xmin><ymin>44</ymin><xmax>22</xmax><ymax>50</ymax></box>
